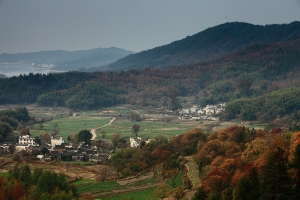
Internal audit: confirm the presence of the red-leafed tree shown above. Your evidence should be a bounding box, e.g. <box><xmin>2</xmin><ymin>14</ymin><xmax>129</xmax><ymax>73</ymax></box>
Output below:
<box><xmin>12</xmin><ymin>180</ymin><xmax>25</xmax><ymax>200</ymax></box>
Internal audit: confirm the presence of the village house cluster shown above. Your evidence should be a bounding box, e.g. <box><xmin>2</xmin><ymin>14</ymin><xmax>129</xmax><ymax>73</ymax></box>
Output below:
<box><xmin>0</xmin><ymin>135</ymin><xmax>109</xmax><ymax>163</ymax></box>
<box><xmin>178</xmin><ymin>103</ymin><xmax>226</xmax><ymax>121</ymax></box>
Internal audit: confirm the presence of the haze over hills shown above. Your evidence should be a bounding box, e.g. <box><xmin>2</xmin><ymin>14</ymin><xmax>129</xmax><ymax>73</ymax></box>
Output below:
<box><xmin>100</xmin><ymin>21</ymin><xmax>300</xmax><ymax>71</ymax></box>
<box><xmin>0</xmin><ymin>47</ymin><xmax>134</xmax><ymax>76</ymax></box>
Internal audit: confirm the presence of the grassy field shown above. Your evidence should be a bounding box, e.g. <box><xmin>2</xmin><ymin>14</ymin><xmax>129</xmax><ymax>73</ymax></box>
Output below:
<box><xmin>30</xmin><ymin>116</ymin><xmax>110</xmax><ymax>139</ymax></box>
<box><xmin>0</xmin><ymin>172</ymin><xmax>9</xmax><ymax>178</ymax></box>
<box><xmin>75</xmin><ymin>180</ymin><xmax>123</xmax><ymax>193</ymax></box>
<box><xmin>185</xmin><ymin>156</ymin><xmax>201</xmax><ymax>187</ymax></box>
<box><xmin>27</xmin><ymin>104</ymin><xmax>258</xmax><ymax>141</ymax></box>
<box><xmin>72</xmin><ymin>173</ymin><xmax>184</xmax><ymax>200</ymax></box>
<box><xmin>72</xmin><ymin>177</ymin><xmax>158</xmax><ymax>200</ymax></box>
<box><xmin>103</xmin><ymin>120</ymin><xmax>192</xmax><ymax>140</ymax></box>
<box><xmin>103</xmin><ymin>187</ymin><xmax>156</xmax><ymax>200</ymax></box>
<box><xmin>29</xmin><ymin>109</ymin><xmax>196</xmax><ymax>140</ymax></box>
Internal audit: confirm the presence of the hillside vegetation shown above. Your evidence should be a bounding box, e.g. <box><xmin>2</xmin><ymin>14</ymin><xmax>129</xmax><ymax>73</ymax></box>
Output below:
<box><xmin>104</xmin><ymin>21</ymin><xmax>300</xmax><ymax>71</ymax></box>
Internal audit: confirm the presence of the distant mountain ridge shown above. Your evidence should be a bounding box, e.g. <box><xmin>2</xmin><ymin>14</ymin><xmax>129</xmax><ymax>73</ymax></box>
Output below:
<box><xmin>0</xmin><ymin>47</ymin><xmax>134</xmax><ymax>70</ymax></box>
<box><xmin>103</xmin><ymin>21</ymin><xmax>300</xmax><ymax>71</ymax></box>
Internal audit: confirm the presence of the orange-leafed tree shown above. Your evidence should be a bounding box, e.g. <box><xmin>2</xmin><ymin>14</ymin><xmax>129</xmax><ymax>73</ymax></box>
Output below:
<box><xmin>201</xmin><ymin>168</ymin><xmax>229</xmax><ymax>194</ymax></box>
<box><xmin>289</xmin><ymin>132</ymin><xmax>300</xmax><ymax>163</ymax></box>
<box><xmin>269</xmin><ymin>134</ymin><xmax>288</xmax><ymax>151</ymax></box>
<box><xmin>151</xmin><ymin>149</ymin><xmax>172</xmax><ymax>169</ymax></box>
<box><xmin>173</xmin><ymin>128</ymin><xmax>207</xmax><ymax>156</ymax></box>
<box><xmin>241</xmin><ymin>138</ymin><xmax>269</xmax><ymax>163</ymax></box>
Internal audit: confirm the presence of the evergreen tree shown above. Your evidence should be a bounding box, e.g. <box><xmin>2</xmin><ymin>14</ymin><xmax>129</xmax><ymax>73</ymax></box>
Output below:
<box><xmin>224</xmin><ymin>187</ymin><xmax>233</xmax><ymax>200</ymax></box>
<box><xmin>192</xmin><ymin>188</ymin><xmax>207</xmax><ymax>200</ymax></box>
<box><xmin>77</xmin><ymin>130</ymin><xmax>92</xmax><ymax>144</ymax></box>
<box><xmin>289</xmin><ymin>144</ymin><xmax>300</xmax><ymax>199</ymax></box>
<box><xmin>208</xmin><ymin>192</ymin><xmax>222</xmax><ymax>200</ymax></box>
<box><xmin>260</xmin><ymin>147</ymin><xmax>293</xmax><ymax>200</ymax></box>
<box><xmin>235</xmin><ymin>167</ymin><xmax>260</xmax><ymax>200</ymax></box>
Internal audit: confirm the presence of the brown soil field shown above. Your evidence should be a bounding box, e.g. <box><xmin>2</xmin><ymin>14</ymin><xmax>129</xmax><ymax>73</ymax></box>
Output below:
<box><xmin>0</xmin><ymin>157</ymin><xmax>117</xmax><ymax>181</ymax></box>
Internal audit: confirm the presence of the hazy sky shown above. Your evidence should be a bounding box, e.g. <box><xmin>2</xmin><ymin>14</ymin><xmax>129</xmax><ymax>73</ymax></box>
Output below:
<box><xmin>0</xmin><ymin>0</ymin><xmax>300</xmax><ymax>54</ymax></box>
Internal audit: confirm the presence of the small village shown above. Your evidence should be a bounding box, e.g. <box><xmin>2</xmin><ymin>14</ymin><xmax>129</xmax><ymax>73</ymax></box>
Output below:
<box><xmin>0</xmin><ymin>135</ymin><xmax>110</xmax><ymax>164</ymax></box>
<box><xmin>178</xmin><ymin>103</ymin><xmax>226</xmax><ymax>121</ymax></box>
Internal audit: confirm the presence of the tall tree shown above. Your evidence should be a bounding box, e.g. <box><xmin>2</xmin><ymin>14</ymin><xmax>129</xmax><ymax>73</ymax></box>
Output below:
<box><xmin>77</xmin><ymin>130</ymin><xmax>92</xmax><ymax>144</ymax></box>
<box><xmin>260</xmin><ymin>147</ymin><xmax>293</xmax><ymax>200</ymax></box>
<box><xmin>289</xmin><ymin>144</ymin><xmax>300</xmax><ymax>199</ymax></box>
<box><xmin>235</xmin><ymin>167</ymin><xmax>260</xmax><ymax>200</ymax></box>
<box><xmin>132</xmin><ymin>124</ymin><xmax>140</xmax><ymax>137</ymax></box>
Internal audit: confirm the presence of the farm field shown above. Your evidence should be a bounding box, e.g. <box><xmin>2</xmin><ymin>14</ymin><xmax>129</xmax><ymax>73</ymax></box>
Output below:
<box><xmin>102</xmin><ymin>119</ymin><xmax>192</xmax><ymax>139</ymax></box>
<box><xmin>31</xmin><ymin>116</ymin><xmax>110</xmax><ymax>139</ymax></box>
<box><xmin>25</xmin><ymin>104</ymin><xmax>259</xmax><ymax>141</ymax></box>
<box><xmin>72</xmin><ymin>171</ymin><xmax>183</xmax><ymax>199</ymax></box>
<box><xmin>27</xmin><ymin>104</ymin><xmax>204</xmax><ymax>140</ymax></box>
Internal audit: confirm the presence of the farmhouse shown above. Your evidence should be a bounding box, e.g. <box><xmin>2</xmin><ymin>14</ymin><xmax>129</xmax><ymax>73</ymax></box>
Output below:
<box><xmin>130</xmin><ymin>137</ymin><xmax>142</xmax><ymax>148</ymax></box>
<box><xmin>18</xmin><ymin>135</ymin><xmax>36</xmax><ymax>145</ymax></box>
<box><xmin>51</xmin><ymin>136</ymin><xmax>64</xmax><ymax>147</ymax></box>
<box><xmin>16</xmin><ymin>144</ymin><xmax>30</xmax><ymax>152</ymax></box>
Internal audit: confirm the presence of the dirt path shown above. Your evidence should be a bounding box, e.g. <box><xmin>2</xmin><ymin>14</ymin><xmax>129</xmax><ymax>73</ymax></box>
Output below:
<box><xmin>90</xmin><ymin>117</ymin><xmax>116</xmax><ymax>140</ymax></box>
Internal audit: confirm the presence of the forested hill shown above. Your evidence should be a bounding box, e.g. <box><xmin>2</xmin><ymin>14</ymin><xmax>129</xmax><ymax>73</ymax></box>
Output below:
<box><xmin>103</xmin><ymin>21</ymin><xmax>300</xmax><ymax>71</ymax></box>
<box><xmin>1</xmin><ymin>38</ymin><xmax>300</xmax><ymax>123</ymax></box>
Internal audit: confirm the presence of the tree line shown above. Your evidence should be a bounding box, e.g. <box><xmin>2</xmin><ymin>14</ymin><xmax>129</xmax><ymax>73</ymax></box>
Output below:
<box><xmin>0</xmin><ymin>107</ymin><xmax>31</xmax><ymax>142</ymax></box>
<box><xmin>222</xmin><ymin>87</ymin><xmax>300</xmax><ymax>122</ymax></box>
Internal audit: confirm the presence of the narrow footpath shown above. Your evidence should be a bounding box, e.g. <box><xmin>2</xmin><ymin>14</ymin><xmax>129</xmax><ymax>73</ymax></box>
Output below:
<box><xmin>90</xmin><ymin>117</ymin><xmax>116</xmax><ymax>140</ymax></box>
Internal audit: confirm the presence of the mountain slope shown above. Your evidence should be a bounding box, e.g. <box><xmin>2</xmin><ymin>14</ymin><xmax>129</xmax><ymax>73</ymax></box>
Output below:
<box><xmin>104</xmin><ymin>21</ymin><xmax>300</xmax><ymax>71</ymax></box>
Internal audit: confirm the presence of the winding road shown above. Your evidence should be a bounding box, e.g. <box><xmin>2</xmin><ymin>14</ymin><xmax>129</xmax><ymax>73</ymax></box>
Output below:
<box><xmin>90</xmin><ymin>118</ymin><xmax>116</xmax><ymax>140</ymax></box>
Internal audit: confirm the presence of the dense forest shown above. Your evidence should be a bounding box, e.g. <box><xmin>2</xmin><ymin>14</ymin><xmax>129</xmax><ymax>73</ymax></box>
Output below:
<box><xmin>0</xmin><ymin>165</ymin><xmax>77</xmax><ymax>200</ymax></box>
<box><xmin>110</xmin><ymin>126</ymin><xmax>300</xmax><ymax>199</ymax></box>
<box><xmin>0</xmin><ymin>107</ymin><xmax>31</xmax><ymax>142</ymax></box>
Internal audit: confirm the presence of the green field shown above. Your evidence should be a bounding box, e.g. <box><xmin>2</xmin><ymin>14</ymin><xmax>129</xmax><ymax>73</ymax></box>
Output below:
<box><xmin>31</xmin><ymin>116</ymin><xmax>110</xmax><ymax>139</ymax></box>
<box><xmin>75</xmin><ymin>180</ymin><xmax>123</xmax><ymax>193</ymax></box>
<box><xmin>185</xmin><ymin>156</ymin><xmax>201</xmax><ymax>187</ymax></box>
<box><xmin>71</xmin><ymin>170</ymin><xmax>186</xmax><ymax>200</ymax></box>
<box><xmin>30</xmin><ymin>113</ymin><xmax>194</xmax><ymax>141</ymax></box>
<box><xmin>72</xmin><ymin>177</ymin><xmax>158</xmax><ymax>200</ymax></box>
<box><xmin>103</xmin><ymin>187</ymin><xmax>156</xmax><ymax>200</ymax></box>
<box><xmin>102</xmin><ymin>120</ymin><xmax>191</xmax><ymax>140</ymax></box>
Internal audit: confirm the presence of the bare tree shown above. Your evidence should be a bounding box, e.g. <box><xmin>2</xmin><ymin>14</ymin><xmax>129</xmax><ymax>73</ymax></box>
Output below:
<box><xmin>96</xmin><ymin>166</ymin><xmax>111</xmax><ymax>182</ymax></box>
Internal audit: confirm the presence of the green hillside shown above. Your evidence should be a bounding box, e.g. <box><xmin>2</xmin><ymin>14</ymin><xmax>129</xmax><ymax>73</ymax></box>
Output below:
<box><xmin>104</xmin><ymin>21</ymin><xmax>300</xmax><ymax>71</ymax></box>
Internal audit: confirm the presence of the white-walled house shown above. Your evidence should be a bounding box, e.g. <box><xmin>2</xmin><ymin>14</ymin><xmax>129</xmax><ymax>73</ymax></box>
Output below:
<box><xmin>16</xmin><ymin>144</ymin><xmax>30</xmax><ymax>152</ymax></box>
<box><xmin>51</xmin><ymin>136</ymin><xmax>64</xmax><ymax>147</ymax></box>
<box><xmin>130</xmin><ymin>137</ymin><xmax>142</xmax><ymax>148</ymax></box>
<box><xmin>18</xmin><ymin>135</ymin><xmax>36</xmax><ymax>145</ymax></box>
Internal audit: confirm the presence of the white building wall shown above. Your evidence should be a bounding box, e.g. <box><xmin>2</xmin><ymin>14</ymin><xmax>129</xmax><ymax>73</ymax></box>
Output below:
<box><xmin>51</xmin><ymin>137</ymin><xmax>65</xmax><ymax>147</ymax></box>
<box><xmin>18</xmin><ymin>135</ymin><xmax>35</xmax><ymax>145</ymax></box>
<box><xmin>130</xmin><ymin>137</ymin><xmax>141</xmax><ymax>148</ymax></box>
